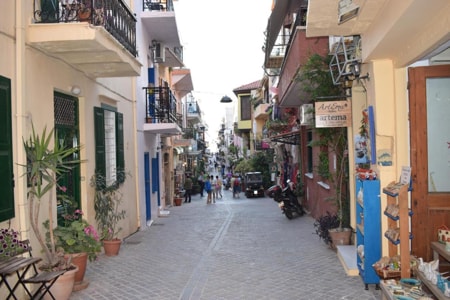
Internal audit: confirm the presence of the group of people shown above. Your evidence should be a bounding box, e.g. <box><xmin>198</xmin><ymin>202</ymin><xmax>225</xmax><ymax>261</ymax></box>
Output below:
<box><xmin>183</xmin><ymin>172</ymin><xmax>245</xmax><ymax>204</ymax></box>
<box><xmin>183</xmin><ymin>172</ymin><xmax>223</xmax><ymax>204</ymax></box>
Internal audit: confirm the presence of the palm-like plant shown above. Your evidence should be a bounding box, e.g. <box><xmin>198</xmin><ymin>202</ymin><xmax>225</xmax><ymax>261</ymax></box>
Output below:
<box><xmin>23</xmin><ymin>124</ymin><xmax>80</xmax><ymax>269</ymax></box>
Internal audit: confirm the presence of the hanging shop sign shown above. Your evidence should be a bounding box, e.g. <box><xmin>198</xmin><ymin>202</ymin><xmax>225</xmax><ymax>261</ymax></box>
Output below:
<box><xmin>315</xmin><ymin>100</ymin><xmax>351</xmax><ymax>128</ymax></box>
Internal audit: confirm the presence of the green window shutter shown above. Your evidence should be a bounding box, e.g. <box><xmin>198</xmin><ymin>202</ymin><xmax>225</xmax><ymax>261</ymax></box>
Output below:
<box><xmin>0</xmin><ymin>76</ymin><xmax>14</xmax><ymax>221</ymax></box>
<box><xmin>116</xmin><ymin>112</ymin><xmax>125</xmax><ymax>183</ymax></box>
<box><xmin>94</xmin><ymin>107</ymin><xmax>106</xmax><ymax>181</ymax></box>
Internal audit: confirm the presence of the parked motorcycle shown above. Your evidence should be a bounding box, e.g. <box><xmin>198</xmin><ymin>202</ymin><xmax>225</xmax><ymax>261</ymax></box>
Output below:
<box><xmin>266</xmin><ymin>183</ymin><xmax>304</xmax><ymax>220</ymax></box>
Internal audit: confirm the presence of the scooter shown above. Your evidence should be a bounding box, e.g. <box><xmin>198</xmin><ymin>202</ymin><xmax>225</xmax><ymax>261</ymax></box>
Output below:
<box><xmin>266</xmin><ymin>184</ymin><xmax>304</xmax><ymax>220</ymax></box>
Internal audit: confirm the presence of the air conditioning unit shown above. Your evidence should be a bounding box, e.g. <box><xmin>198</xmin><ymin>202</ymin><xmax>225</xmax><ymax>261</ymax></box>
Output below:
<box><xmin>300</xmin><ymin>104</ymin><xmax>313</xmax><ymax>125</ymax></box>
<box><xmin>153</xmin><ymin>42</ymin><xmax>165</xmax><ymax>63</ymax></box>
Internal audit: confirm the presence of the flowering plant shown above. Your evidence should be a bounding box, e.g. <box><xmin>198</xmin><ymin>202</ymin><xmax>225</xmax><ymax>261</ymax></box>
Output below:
<box><xmin>46</xmin><ymin>210</ymin><xmax>101</xmax><ymax>262</ymax></box>
<box><xmin>0</xmin><ymin>229</ymin><xmax>29</xmax><ymax>257</ymax></box>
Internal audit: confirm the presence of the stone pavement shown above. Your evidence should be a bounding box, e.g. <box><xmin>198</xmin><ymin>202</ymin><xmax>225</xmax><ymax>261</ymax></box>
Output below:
<box><xmin>71</xmin><ymin>189</ymin><xmax>382</xmax><ymax>300</ymax></box>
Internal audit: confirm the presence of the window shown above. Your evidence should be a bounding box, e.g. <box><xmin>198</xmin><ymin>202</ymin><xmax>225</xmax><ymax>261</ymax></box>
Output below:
<box><xmin>94</xmin><ymin>107</ymin><xmax>124</xmax><ymax>186</ymax></box>
<box><xmin>240</xmin><ymin>95</ymin><xmax>251</xmax><ymax>120</ymax></box>
<box><xmin>0</xmin><ymin>76</ymin><xmax>14</xmax><ymax>221</ymax></box>
<box><xmin>307</xmin><ymin>130</ymin><xmax>313</xmax><ymax>174</ymax></box>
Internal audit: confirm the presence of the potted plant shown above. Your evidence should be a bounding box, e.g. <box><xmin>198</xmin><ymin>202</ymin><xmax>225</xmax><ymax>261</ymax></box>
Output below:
<box><xmin>22</xmin><ymin>123</ymin><xmax>81</xmax><ymax>299</ymax></box>
<box><xmin>46</xmin><ymin>206</ymin><xmax>101</xmax><ymax>290</ymax></box>
<box><xmin>0</xmin><ymin>228</ymin><xmax>30</xmax><ymax>257</ymax></box>
<box><xmin>90</xmin><ymin>172</ymin><xmax>127</xmax><ymax>256</ymax></box>
<box><xmin>298</xmin><ymin>53</ymin><xmax>352</xmax><ymax>248</ymax></box>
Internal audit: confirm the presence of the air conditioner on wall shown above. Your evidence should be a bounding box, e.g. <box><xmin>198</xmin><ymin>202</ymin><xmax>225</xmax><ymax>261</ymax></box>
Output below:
<box><xmin>153</xmin><ymin>42</ymin><xmax>165</xmax><ymax>63</ymax></box>
<box><xmin>300</xmin><ymin>104</ymin><xmax>313</xmax><ymax>125</ymax></box>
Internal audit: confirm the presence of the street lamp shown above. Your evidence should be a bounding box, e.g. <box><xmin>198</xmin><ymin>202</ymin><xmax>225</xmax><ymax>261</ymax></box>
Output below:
<box><xmin>220</xmin><ymin>95</ymin><xmax>232</xmax><ymax>103</ymax></box>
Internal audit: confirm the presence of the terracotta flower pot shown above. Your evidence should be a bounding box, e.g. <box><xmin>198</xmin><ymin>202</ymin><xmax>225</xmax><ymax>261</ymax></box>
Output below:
<box><xmin>65</xmin><ymin>252</ymin><xmax>89</xmax><ymax>291</ymax></box>
<box><xmin>103</xmin><ymin>239</ymin><xmax>122</xmax><ymax>256</ymax></box>
<box><xmin>44</xmin><ymin>265</ymin><xmax>78</xmax><ymax>300</ymax></box>
<box><xmin>328</xmin><ymin>228</ymin><xmax>352</xmax><ymax>249</ymax></box>
<box><xmin>174</xmin><ymin>197</ymin><xmax>183</xmax><ymax>206</ymax></box>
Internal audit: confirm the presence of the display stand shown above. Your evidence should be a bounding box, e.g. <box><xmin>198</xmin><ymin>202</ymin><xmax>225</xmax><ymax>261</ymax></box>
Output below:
<box><xmin>383</xmin><ymin>183</ymin><xmax>411</xmax><ymax>279</ymax></box>
<box><xmin>356</xmin><ymin>178</ymin><xmax>381</xmax><ymax>290</ymax></box>
<box><xmin>415</xmin><ymin>242</ymin><xmax>450</xmax><ymax>300</ymax></box>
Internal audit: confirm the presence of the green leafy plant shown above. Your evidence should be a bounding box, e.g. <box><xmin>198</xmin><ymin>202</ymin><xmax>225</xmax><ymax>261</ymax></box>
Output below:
<box><xmin>22</xmin><ymin>123</ymin><xmax>81</xmax><ymax>270</ymax></box>
<box><xmin>91</xmin><ymin>172</ymin><xmax>127</xmax><ymax>241</ymax></box>
<box><xmin>298</xmin><ymin>53</ymin><xmax>350</xmax><ymax>231</ymax></box>
<box><xmin>46</xmin><ymin>208</ymin><xmax>101</xmax><ymax>262</ymax></box>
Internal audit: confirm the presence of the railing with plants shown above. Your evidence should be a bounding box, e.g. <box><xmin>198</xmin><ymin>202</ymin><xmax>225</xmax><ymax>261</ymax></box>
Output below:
<box><xmin>33</xmin><ymin>0</ymin><xmax>137</xmax><ymax>57</ymax></box>
<box><xmin>143</xmin><ymin>87</ymin><xmax>182</xmax><ymax>127</ymax></box>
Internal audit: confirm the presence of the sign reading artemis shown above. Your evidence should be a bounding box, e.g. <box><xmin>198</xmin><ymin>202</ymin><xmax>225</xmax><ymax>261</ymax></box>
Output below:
<box><xmin>315</xmin><ymin>100</ymin><xmax>351</xmax><ymax>128</ymax></box>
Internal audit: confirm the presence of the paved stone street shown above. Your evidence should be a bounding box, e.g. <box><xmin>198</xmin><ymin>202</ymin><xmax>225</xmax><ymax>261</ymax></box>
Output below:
<box><xmin>71</xmin><ymin>189</ymin><xmax>381</xmax><ymax>300</ymax></box>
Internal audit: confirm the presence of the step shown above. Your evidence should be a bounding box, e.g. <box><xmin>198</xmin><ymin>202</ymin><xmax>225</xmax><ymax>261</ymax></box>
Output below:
<box><xmin>336</xmin><ymin>245</ymin><xmax>359</xmax><ymax>276</ymax></box>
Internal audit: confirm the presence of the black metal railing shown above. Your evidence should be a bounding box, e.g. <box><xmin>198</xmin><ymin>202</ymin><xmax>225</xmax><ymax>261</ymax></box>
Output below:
<box><xmin>143</xmin><ymin>0</ymin><xmax>174</xmax><ymax>12</ymax></box>
<box><xmin>33</xmin><ymin>0</ymin><xmax>137</xmax><ymax>57</ymax></box>
<box><xmin>143</xmin><ymin>87</ymin><xmax>181</xmax><ymax>127</ymax></box>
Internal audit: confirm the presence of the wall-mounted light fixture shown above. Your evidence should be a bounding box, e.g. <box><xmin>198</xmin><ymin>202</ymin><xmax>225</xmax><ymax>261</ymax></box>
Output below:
<box><xmin>220</xmin><ymin>95</ymin><xmax>232</xmax><ymax>103</ymax></box>
<box><xmin>349</xmin><ymin>61</ymin><xmax>370</xmax><ymax>80</ymax></box>
<box><xmin>70</xmin><ymin>85</ymin><xmax>81</xmax><ymax>95</ymax></box>
<box><xmin>338</xmin><ymin>0</ymin><xmax>360</xmax><ymax>24</ymax></box>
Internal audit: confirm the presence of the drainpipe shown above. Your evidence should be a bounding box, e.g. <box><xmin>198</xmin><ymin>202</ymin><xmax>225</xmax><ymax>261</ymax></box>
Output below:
<box><xmin>15</xmin><ymin>0</ymin><xmax>28</xmax><ymax>238</ymax></box>
<box><xmin>132</xmin><ymin>77</ymin><xmax>141</xmax><ymax>229</ymax></box>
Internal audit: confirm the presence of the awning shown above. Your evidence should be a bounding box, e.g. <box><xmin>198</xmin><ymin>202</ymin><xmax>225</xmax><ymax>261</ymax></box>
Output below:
<box><xmin>270</xmin><ymin>130</ymin><xmax>301</xmax><ymax>145</ymax></box>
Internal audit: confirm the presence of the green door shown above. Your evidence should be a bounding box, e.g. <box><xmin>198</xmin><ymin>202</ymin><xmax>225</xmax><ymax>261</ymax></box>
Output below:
<box><xmin>54</xmin><ymin>92</ymin><xmax>80</xmax><ymax>224</ymax></box>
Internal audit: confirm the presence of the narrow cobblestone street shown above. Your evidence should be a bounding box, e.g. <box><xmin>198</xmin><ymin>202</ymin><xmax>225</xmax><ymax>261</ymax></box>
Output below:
<box><xmin>71</xmin><ymin>189</ymin><xmax>381</xmax><ymax>300</ymax></box>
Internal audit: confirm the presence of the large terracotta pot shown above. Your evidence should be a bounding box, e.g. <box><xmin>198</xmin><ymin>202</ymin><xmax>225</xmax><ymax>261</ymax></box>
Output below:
<box><xmin>174</xmin><ymin>197</ymin><xmax>183</xmax><ymax>206</ymax></box>
<box><xmin>103</xmin><ymin>239</ymin><xmax>122</xmax><ymax>256</ymax></box>
<box><xmin>328</xmin><ymin>228</ymin><xmax>352</xmax><ymax>249</ymax></box>
<box><xmin>65</xmin><ymin>252</ymin><xmax>89</xmax><ymax>291</ymax></box>
<box><xmin>44</xmin><ymin>265</ymin><xmax>78</xmax><ymax>300</ymax></box>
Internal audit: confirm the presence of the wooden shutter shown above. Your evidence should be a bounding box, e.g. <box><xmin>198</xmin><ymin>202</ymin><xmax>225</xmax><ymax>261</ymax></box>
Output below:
<box><xmin>116</xmin><ymin>112</ymin><xmax>125</xmax><ymax>183</ymax></box>
<box><xmin>94</xmin><ymin>107</ymin><xmax>106</xmax><ymax>181</ymax></box>
<box><xmin>0</xmin><ymin>76</ymin><xmax>14</xmax><ymax>221</ymax></box>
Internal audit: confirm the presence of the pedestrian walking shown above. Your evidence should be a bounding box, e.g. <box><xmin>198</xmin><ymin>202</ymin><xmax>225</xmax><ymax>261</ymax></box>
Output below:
<box><xmin>211</xmin><ymin>175</ymin><xmax>217</xmax><ymax>203</ymax></box>
<box><xmin>198</xmin><ymin>172</ymin><xmax>205</xmax><ymax>197</ymax></box>
<box><xmin>204</xmin><ymin>176</ymin><xmax>212</xmax><ymax>204</ymax></box>
<box><xmin>215</xmin><ymin>175</ymin><xmax>223</xmax><ymax>199</ymax></box>
<box><xmin>230</xmin><ymin>175</ymin><xmax>236</xmax><ymax>197</ymax></box>
<box><xmin>183</xmin><ymin>174</ymin><xmax>193</xmax><ymax>203</ymax></box>
<box><xmin>233</xmin><ymin>175</ymin><xmax>241</xmax><ymax>198</ymax></box>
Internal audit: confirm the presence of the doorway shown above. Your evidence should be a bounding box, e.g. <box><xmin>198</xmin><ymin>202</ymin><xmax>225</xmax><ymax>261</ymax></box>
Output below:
<box><xmin>54</xmin><ymin>92</ymin><xmax>80</xmax><ymax>225</ymax></box>
<box><xmin>409</xmin><ymin>64</ymin><xmax>450</xmax><ymax>260</ymax></box>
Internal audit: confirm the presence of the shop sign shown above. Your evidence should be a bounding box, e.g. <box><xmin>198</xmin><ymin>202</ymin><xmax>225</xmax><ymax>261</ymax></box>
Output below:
<box><xmin>315</xmin><ymin>100</ymin><xmax>351</xmax><ymax>128</ymax></box>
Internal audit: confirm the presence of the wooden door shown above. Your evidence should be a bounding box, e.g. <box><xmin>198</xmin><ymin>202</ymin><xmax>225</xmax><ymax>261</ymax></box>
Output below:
<box><xmin>409</xmin><ymin>65</ymin><xmax>450</xmax><ymax>260</ymax></box>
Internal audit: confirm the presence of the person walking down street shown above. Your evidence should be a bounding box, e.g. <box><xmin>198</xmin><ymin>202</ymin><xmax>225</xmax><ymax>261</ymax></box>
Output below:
<box><xmin>232</xmin><ymin>175</ymin><xmax>241</xmax><ymax>198</ymax></box>
<box><xmin>204</xmin><ymin>176</ymin><xmax>212</xmax><ymax>204</ymax></box>
<box><xmin>183</xmin><ymin>174</ymin><xmax>193</xmax><ymax>203</ymax></box>
<box><xmin>215</xmin><ymin>175</ymin><xmax>223</xmax><ymax>199</ymax></box>
<box><xmin>230</xmin><ymin>175</ymin><xmax>236</xmax><ymax>198</ymax></box>
<box><xmin>198</xmin><ymin>172</ymin><xmax>205</xmax><ymax>197</ymax></box>
<box><xmin>211</xmin><ymin>175</ymin><xmax>217</xmax><ymax>203</ymax></box>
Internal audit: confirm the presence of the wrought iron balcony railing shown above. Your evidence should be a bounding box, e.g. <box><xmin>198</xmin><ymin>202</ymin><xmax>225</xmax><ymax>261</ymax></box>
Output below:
<box><xmin>33</xmin><ymin>0</ymin><xmax>137</xmax><ymax>57</ymax></box>
<box><xmin>143</xmin><ymin>87</ymin><xmax>182</xmax><ymax>127</ymax></box>
<box><xmin>143</xmin><ymin>0</ymin><xmax>174</xmax><ymax>12</ymax></box>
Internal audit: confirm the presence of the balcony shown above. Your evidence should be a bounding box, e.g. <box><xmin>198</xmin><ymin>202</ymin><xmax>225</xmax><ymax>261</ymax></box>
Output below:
<box><xmin>143</xmin><ymin>87</ymin><xmax>182</xmax><ymax>136</ymax></box>
<box><xmin>29</xmin><ymin>0</ymin><xmax>141</xmax><ymax>78</ymax></box>
<box><xmin>186</xmin><ymin>101</ymin><xmax>201</xmax><ymax>122</ymax></box>
<box><xmin>142</xmin><ymin>0</ymin><xmax>182</xmax><ymax>67</ymax></box>
<box><xmin>254</xmin><ymin>139</ymin><xmax>271</xmax><ymax>151</ymax></box>
<box><xmin>254</xmin><ymin>103</ymin><xmax>271</xmax><ymax>120</ymax></box>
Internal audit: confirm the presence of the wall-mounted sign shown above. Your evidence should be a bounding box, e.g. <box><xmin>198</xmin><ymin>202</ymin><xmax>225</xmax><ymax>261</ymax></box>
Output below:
<box><xmin>315</xmin><ymin>100</ymin><xmax>351</xmax><ymax>128</ymax></box>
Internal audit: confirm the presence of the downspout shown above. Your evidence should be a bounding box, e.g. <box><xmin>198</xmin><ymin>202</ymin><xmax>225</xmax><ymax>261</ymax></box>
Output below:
<box><xmin>15</xmin><ymin>0</ymin><xmax>28</xmax><ymax>237</ymax></box>
<box><xmin>132</xmin><ymin>77</ymin><xmax>141</xmax><ymax>229</ymax></box>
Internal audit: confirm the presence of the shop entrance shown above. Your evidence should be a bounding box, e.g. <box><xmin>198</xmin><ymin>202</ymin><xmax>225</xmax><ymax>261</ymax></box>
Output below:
<box><xmin>409</xmin><ymin>65</ymin><xmax>450</xmax><ymax>260</ymax></box>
